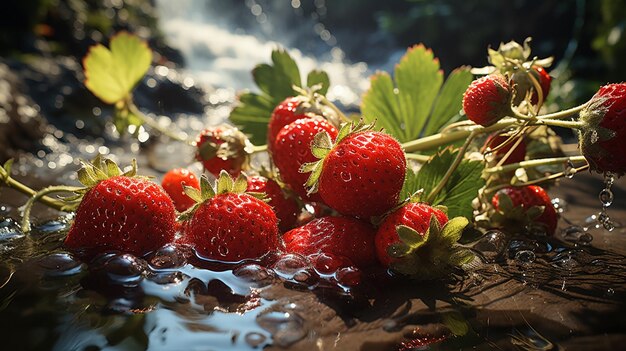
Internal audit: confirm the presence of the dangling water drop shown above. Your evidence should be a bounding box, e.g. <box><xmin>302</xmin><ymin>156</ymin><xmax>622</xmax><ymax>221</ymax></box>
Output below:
<box><xmin>596</xmin><ymin>172</ymin><xmax>616</xmax><ymax>232</ymax></box>
<box><xmin>564</xmin><ymin>160</ymin><xmax>576</xmax><ymax>179</ymax></box>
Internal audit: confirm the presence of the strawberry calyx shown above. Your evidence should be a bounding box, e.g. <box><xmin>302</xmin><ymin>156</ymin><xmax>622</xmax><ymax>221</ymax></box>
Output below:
<box><xmin>471</xmin><ymin>37</ymin><xmax>553</xmax><ymax>76</ymax></box>
<box><xmin>387</xmin><ymin>216</ymin><xmax>473</xmax><ymax>279</ymax></box>
<box><xmin>300</xmin><ymin>119</ymin><xmax>373</xmax><ymax>195</ymax></box>
<box><xmin>20</xmin><ymin>155</ymin><xmax>144</xmax><ymax>232</ymax></box>
<box><xmin>178</xmin><ymin>170</ymin><xmax>267</xmax><ymax>221</ymax></box>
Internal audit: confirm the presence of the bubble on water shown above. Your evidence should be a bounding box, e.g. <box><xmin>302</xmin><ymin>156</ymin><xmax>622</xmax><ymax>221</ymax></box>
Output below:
<box><xmin>561</xmin><ymin>226</ymin><xmax>593</xmax><ymax>245</ymax></box>
<box><xmin>606</xmin><ymin>288</ymin><xmax>615</xmax><ymax>297</ymax></box>
<box><xmin>37</xmin><ymin>253</ymin><xmax>84</xmax><ymax>277</ymax></box>
<box><xmin>514</xmin><ymin>250</ymin><xmax>536</xmax><ymax>264</ymax></box>
<box><xmin>0</xmin><ymin>205</ymin><xmax>11</xmax><ymax>216</ymax></box>
<box><xmin>90</xmin><ymin>253</ymin><xmax>148</xmax><ymax>286</ymax></box>
<box><xmin>232</xmin><ymin>263</ymin><xmax>276</xmax><ymax>287</ymax></box>
<box><xmin>256</xmin><ymin>310</ymin><xmax>307</xmax><ymax>347</ymax></box>
<box><xmin>551</xmin><ymin>251</ymin><xmax>579</xmax><ymax>270</ymax></box>
<box><xmin>150</xmin><ymin>244</ymin><xmax>187</xmax><ymax>269</ymax></box>
<box><xmin>271</xmin><ymin>253</ymin><xmax>311</xmax><ymax>280</ymax></box>
<box><xmin>245</xmin><ymin>332</ymin><xmax>267</xmax><ymax>348</ymax></box>
<box><xmin>334</xmin><ymin>266</ymin><xmax>362</xmax><ymax>287</ymax></box>
<box><xmin>473</xmin><ymin>230</ymin><xmax>507</xmax><ymax>262</ymax></box>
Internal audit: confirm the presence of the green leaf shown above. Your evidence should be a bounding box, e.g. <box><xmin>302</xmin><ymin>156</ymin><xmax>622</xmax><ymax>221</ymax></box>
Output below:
<box><xmin>403</xmin><ymin>149</ymin><xmax>485</xmax><ymax>219</ymax></box>
<box><xmin>396</xmin><ymin>225</ymin><xmax>427</xmax><ymax>248</ymax></box>
<box><xmin>441</xmin><ymin>311</ymin><xmax>470</xmax><ymax>336</ymax></box>
<box><xmin>362</xmin><ymin>45</ymin><xmax>472</xmax><ymax>143</ymax></box>
<box><xmin>307</xmin><ymin>70</ymin><xmax>330</xmax><ymax>95</ymax></box>
<box><xmin>83</xmin><ymin>32</ymin><xmax>152</xmax><ymax>104</ymax></box>
<box><xmin>423</xmin><ymin>67</ymin><xmax>473</xmax><ymax>135</ymax></box>
<box><xmin>439</xmin><ymin>216</ymin><xmax>469</xmax><ymax>246</ymax></box>
<box><xmin>230</xmin><ymin>48</ymin><xmax>331</xmax><ymax>145</ymax></box>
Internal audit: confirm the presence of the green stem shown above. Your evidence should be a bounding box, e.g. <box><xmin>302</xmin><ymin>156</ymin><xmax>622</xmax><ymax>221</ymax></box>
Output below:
<box><xmin>484</xmin><ymin>163</ymin><xmax>590</xmax><ymax>195</ymax></box>
<box><xmin>401</xmin><ymin>118</ymin><xmax>518</xmax><ymax>153</ymax></box>
<box><xmin>128</xmin><ymin>103</ymin><xmax>193</xmax><ymax>145</ymax></box>
<box><xmin>251</xmin><ymin>144</ymin><xmax>267</xmax><ymax>154</ymax></box>
<box><xmin>483</xmin><ymin>155</ymin><xmax>588</xmax><ymax>175</ymax></box>
<box><xmin>405</xmin><ymin>153</ymin><xmax>432</xmax><ymax>162</ymax></box>
<box><xmin>21</xmin><ymin>185</ymin><xmax>83</xmax><ymax>232</ymax></box>
<box><xmin>316</xmin><ymin>93</ymin><xmax>351</xmax><ymax>123</ymax></box>
<box><xmin>531</xmin><ymin>118</ymin><xmax>584</xmax><ymax>129</ymax></box>
<box><xmin>1</xmin><ymin>174</ymin><xmax>66</xmax><ymax>211</ymax></box>
<box><xmin>537</xmin><ymin>103</ymin><xmax>587</xmax><ymax>120</ymax></box>
<box><xmin>426</xmin><ymin>130</ymin><xmax>479</xmax><ymax>204</ymax></box>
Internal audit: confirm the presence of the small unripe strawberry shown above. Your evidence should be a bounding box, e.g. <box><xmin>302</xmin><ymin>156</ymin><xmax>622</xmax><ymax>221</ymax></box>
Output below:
<box><xmin>463</xmin><ymin>74</ymin><xmax>513</xmax><ymax>126</ymax></box>
<box><xmin>195</xmin><ymin>125</ymin><xmax>252</xmax><ymax>176</ymax></box>
<box><xmin>578</xmin><ymin>83</ymin><xmax>626</xmax><ymax>176</ymax></box>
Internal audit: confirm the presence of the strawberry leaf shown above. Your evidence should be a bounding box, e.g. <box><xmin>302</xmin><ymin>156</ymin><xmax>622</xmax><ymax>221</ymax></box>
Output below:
<box><xmin>83</xmin><ymin>32</ymin><xmax>152</xmax><ymax>104</ymax></box>
<box><xmin>361</xmin><ymin>45</ymin><xmax>472</xmax><ymax>143</ymax></box>
<box><xmin>229</xmin><ymin>48</ymin><xmax>330</xmax><ymax>145</ymax></box>
<box><xmin>404</xmin><ymin>148</ymin><xmax>485</xmax><ymax>219</ymax></box>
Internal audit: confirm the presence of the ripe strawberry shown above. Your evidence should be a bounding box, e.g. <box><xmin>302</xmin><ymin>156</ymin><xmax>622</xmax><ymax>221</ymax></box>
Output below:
<box><xmin>273</xmin><ymin>117</ymin><xmax>338</xmax><ymax>202</ymax></box>
<box><xmin>64</xmin><ymin>157</ymin><xmax>176</xmax><ymax>257</ymax></box>
<box><xmin>247</xmin><ymin>175</ymin><xmax>300</xmax><ymax>232</ymax></box>
<box><xmin>463</xmin><ymin>74</ymin><xmax>513</xmax><ymax>126</ymax></box>
<box><xmin>195</xmin><ymin>125</ymin><xmax>252</xmax><ymax>176</ymax></box>
<box><xmin>491</xmin><ymin>185</ymin><xmax>558</xmax><ymax>236</ymax></box>
<box><xmin>375</xmin><ymin>202</ymin><xmax>471</xmax><ymax>279</ymax></box>
<box><xmin>578</xmin><ymin>83</ymin><xmax>626</xmax><ymax>176</ymax></box>
<box><xmin>483</xmin><ymin>134</ymin><xmax>526</xmax><ymax>165</ymax></box>
<box><xmin>161</xmin><ymin>168</ymin><xmax>200</xmax><ymax>212</ymax></box>
<box><xmin>283</xmin><ymin>216</ymin><xmax>377</xmax><ymax>269</ymax></box>
<box><xmin>181</xmin><ymin>171</ymin><xmax>281</xmax><ymax>262</ymax></box>
<box><xmin>511</xmin><ymin>66</ymin><xmax>552</xmax><ymax>106</ymax></box>
<box><xmin>302</xmin><ymin>121</ymin><xmax>406</xmax><ymax>219</ymax></box>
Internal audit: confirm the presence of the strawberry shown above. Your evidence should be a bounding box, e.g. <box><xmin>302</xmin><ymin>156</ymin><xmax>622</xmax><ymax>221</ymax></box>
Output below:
<box><xmin>483</xmin><ymin>134</ymin><xmax>526</xmax><ymax>165</ymax></box>
<box><xmin>283</xmin><ymin>216</ymin><xmax>377</xmax><ymax>269</ymax></box>
<box><xmin>64</xmin><ymin>156</ymin><xmax>176</xmax><ymax>257</ymax></box>
<box><xmin>267</xmin><ymin>95</ymin><xmax>336</xmax><ymax>156</ymax></box>
<box><xmin>180</xmin><ymin>171</ymin><xmax>281</xmax><ymax>261</ymax></box>
<box><xmin>273</xmin><ymin>117</ymin><xmax>338</xmax><ymax>202</ymax></box>
<box><xmin>374</xmin><ymin>202</ymin><xmax>472</xmax><ymax>279</ymax></box>
<box><xmin>195</xmin><ymin>125</ymin><xmax>252</xmax><ymax>176</ymax></box>
<box><xmin>463</xmin><ymin>74</ymin><xmax>513</xmax><ymax>126</ymax></box>
<box><xmin>491</xmin><ymin>185</ymin><xmax>558</xmax><ymax>236</ymax></box>
<box><xmin>511</xmin><ymin>66</ymin><xmax>552</xmax><ymax>106</ymax></box>
<box><xmin>247</xmin><ymin>175</ymin><xmax>300</xmax><ymax>232</ymax></box>
<box><xmin>161</xmin><ymin>168</ymin><xmax>200</xmax><ymax>212</ymax></box>
<box><xmin>578</xmin><ymin>83</ymin><xmax>626</xmax><ymax>176</ymax></box>
<box><xmin>301</xmin><ymin>121</ymin><xmax>406</xmax><ymax>219</ymax></box>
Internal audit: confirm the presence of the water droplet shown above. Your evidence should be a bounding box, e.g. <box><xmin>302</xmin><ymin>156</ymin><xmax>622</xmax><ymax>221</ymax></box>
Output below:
<box><xmin>37</xmin><ymin>253</ymin><xmax>84</xmax><ymax>277</ymax></box>
<box><xmin>233</xmin><ymin>263</ymin><xmax>275</xmax><ymax>287</ymax></box>
<box><xmin>551</xmin><ymin>198</ymin><xmax>568</xmax><ymax>214</ymax></box>
<box><xmin>564</xmin><ymin>160</ymin><xmax>576</xmax><ymax>178</ymax></box>
<box><xmin>271</xmin><ymin>254</ymin><xmax>310</xmax><ymax>280</ymax></box>
<box><xmin>473</xmin><ymin>230</ymin><xmax>507</xmax><ymax>262</ymax></box>
<box><xmin>606</xmin><ymin>288</ymin><xmax>615</xmax><ymax>297</ymax></box>
<box><xmin>514</xmin><ymin>250</ymin><xmax>536</xmax><ymax>264</ymax></box>
<box><xmin>340</xmin><ymin>171</ymin><xmax>351</xmax><ymax>182</ymax></box>
<box><xmin>218</xmin><ymin>245</ymin><xmax>229</xmax><ymax>256</ymax></box>
<box><xmin>599</xmin><ymin>189</ymin><xmax>614</xmax><ymax>207</ymax></box>
<box><xmin>150</xmin><ymin>244</ymin><xmax>187</xmax><ymax>268</ymax></box>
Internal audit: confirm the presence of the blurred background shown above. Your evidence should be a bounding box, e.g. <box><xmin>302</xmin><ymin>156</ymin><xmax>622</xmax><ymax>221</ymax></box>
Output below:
<box><xmin>0</xmin><ymin>0</ymin><xmax>624</xmax><ymax>163</ymax></box>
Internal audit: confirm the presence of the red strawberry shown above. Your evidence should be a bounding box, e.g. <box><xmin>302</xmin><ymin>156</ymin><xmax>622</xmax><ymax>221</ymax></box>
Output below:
<box><xmin>483</xmin><ymin>134</ymin><xmax>526</xmax><ymax>165</ymax></box>
<box><xmin>302</xmin><ymin>121</ymin><xmax>406</xmax><ymax>219</ymax></box>
<box><xmin>283</xmin><ymin>216</ymin><xmax>377</xmax><ymax>269</ymax></box>
<box><xmin>375</xmin><ymin>202</ymin><xmax>471</xmax><ymax>279</ymax></box>
<box><xmin>578</xmin><ymin>83</ymin><xmax>626</xmax><ymax>176</ymax></box>
<box><xmin>273</xmin><ymin>117</ymin><xmax>338</xmax><ymax>202</ymax></box>
<box><xmin>64</xmin><ymin>157</ymin><xmax>176</xmax><ymax>257</ymax></box>
<box><xmin>195</xmin><ymin>125</ymin><xmax>252</xmax><ymax>176</ymax></box>
<box><xmin>181</xmin><ymin>171</ymin><xmax>281</xmax><ymax>261</ymax></box>
<box><xmin>512</xmin><ymin>66</ymin><xmax>552</xmax><ymax>106</ymax></box>
<box><xmin>491</xmin><ymin>185</ymin><xmax>558</xmax><ymax>236</ymax></box>
<box><xmin>247</xmin><ymin>175</ymin><xmax>300</xmax><ymax>232</ymax></box>
<box><xmin>463</xmin><ymin>74</ymin><xmax>513</xmax><ymax>126</ymax></box>
<box><xmin>161</xmin><ymin>168</ymin><xmax>200</xmax><ymax>212</ymax></box>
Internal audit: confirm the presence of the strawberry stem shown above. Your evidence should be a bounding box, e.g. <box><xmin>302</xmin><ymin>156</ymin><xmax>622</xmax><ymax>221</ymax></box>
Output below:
<box><xmin>315</xmin><ymin>93</ymin><xmax>351</xmax><ymax>123</ymax></box>
<box><xmin>127</xmin><ymin>102</ymin><xmax>193</xmax><ymax>145</ymax></box>
<box><xmin>0</xmin><ymin>170</ymin><xmax>66</xmax><ymax>211</ymax></box>
<box><xmin>251</xmin><ymin>144</ymin><xmax>267</xmax><ymax>154</ymax></box>
<box><xmin>484</xmin><ymin>163</ymin><xmax>590</xmax><ymax>195</ymax></box>
<box><xmin>21</xmin><ymin>185</ymin><xmax>84</xmax><ymax>232</ymax></box>
<box><xmin>425</xmin><ymin>130</ymin><xmax>479</xmax><ymax>204</ymax></box>
<box><xmin>405</xmin><ymin>153</ymin><xmax>432</xmax><ymax>162</ymax></box>
<box><xmin>483</xmin><ymin>155</ymin><xmax>588</xmax><ymax>175</ymax></box>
